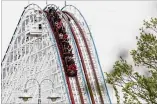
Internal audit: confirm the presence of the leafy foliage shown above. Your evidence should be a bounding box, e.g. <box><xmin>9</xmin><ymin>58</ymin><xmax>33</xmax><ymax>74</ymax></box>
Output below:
<box><xmin>105</xmin><ymin>18</ymin><xmax>157</xmax><ymax>104</ymax></box>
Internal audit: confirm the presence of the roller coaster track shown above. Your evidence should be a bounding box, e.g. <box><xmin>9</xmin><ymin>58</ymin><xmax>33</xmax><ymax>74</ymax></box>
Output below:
<box><xmin>62</xmin><ymin>12</ymin><xmax>93</xmax><ymax>104</ymax></box>
<box><xmin>66</xmin><ymin>11</ymin><xmax>105</xmax><ymax>103</ymax></box>
<box><xmin>62</xmin><ymin>13</ymin><xmax>93</xmax><ymax>104</ymax></box>
<box><xmin>63</xmin><ymin>13</ymin><xmax>96</xmax><ymax>104</ymax></box>
<box><xmin>62</xmin><ymin>5</ymin><xmax>112</xmax><ymax>104</ymax></box>
<box><xmin>46</xmin><ymin>14</ymin><xmax>84</xmax><ymax>104</ymax></box>
<box><xmin>2</xmin><ymin>3</ymin><xmax>111</xmax><ymax>104</ymax></box>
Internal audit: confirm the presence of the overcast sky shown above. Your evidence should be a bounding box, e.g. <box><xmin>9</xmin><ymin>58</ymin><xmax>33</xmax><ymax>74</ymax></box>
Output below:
<box><xmin>1</xmin><ymin>1</ymin><xmax>157</xmax><ymax>102</ymax></box>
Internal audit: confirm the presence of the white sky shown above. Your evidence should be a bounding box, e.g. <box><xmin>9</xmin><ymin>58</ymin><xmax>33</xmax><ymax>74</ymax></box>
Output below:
<box><xmin>1</xmin><ymin>1</ymin><xmax>157</xmax><ymax>102</ymax></box>
<box><xmin>2</xmin><ymin>1</ymin><xmax>157</xmax><ymax>71</ymax></box>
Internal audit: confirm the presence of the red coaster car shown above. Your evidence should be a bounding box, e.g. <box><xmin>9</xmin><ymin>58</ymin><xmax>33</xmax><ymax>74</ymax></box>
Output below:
<box><xmin>55</xmin><ymin>21</ymin><xmax>62</xmax><ymax>30</ymax></box>
<box><xmin>66</xmin><ymin>64</ymin><xmax>77</xmax><ymax>77</ymax></box>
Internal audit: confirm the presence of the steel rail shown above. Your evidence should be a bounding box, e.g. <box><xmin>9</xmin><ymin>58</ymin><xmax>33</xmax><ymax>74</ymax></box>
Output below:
<box><xmin>61</xmin><ymin>12</ymin><xmax>84</xmax><ymax>104</ymax></box>
<box><xmin>44</xmin><ymin>5</ymin><xmax>76</xmax><ymax>104</ymax></box>
<box><xmin>43</xmin><ymin>4</ymin><xmax>72</xmax><ymax>104</ymax></box>
<box><xmin>62</xmin><ymin>5</ymin><xmax>112</xmax><ymax>104</ymax></box>
<box><xmin>45</xmin><ymin>12</ymin><xmax>75</xmax><ymax>104</ymax></box>
<box><xmin>63</xmin><ymin>13</ymin><xmax>96</xmax><ymax>104</ymax></box>
<box><xmin>62</xmin><ymin>13</ymin><xmax>93</xmax><ymax>104</ymax></box>
<box><xmin>44</xmin><ymin>4</ymin><xmax>88</xmax><ymax>104</ymax></box>
<box><xmin>62</xmin><ymin>12</ymin><xmax>92</xmax><ymax>104</ymax></box>
<box><xmin>62</xmin><ymin>13</ymin><xmax>85</xmax><ymax>104</ymax></box>
<box><xmin>63</xmin><ymin>11</ymin><xmax>104</xmax><ymax>104</ymax></box>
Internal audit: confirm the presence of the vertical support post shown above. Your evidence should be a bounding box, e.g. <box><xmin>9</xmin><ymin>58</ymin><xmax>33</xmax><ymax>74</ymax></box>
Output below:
<box><xmin>65</xmin><ymin>0</ymin><xmax>66</xmax><ymax>6</ymax></box>
<box><xmin>38</xmin><ymin>84</ymin><xmax>41</xmax><ymax>104</ymax></box>
<box><xmin>46</xmin><ymin>0</ymin><xmax>48</xmax><ymax>6</ymax></box>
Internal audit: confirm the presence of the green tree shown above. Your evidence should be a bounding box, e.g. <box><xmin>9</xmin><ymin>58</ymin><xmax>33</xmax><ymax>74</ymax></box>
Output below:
<box><xmin>105</xmin><ymin>18</ymin><xmax>157</xmax><ymax>104</ymax></box>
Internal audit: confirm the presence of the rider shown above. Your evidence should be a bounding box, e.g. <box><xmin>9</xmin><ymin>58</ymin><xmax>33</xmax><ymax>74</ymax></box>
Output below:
<box><xmin>67</xmin><ymin>64</ymin><xmax>77</xmax><ymax>76</ymax></box>
<box><xmin>65</xmin><ymin>56</ymin><xmax>75</xmax><ymax>66</ymax></box>
<box><xmin>63</xmin><ymin>34</ymin><xmax>68</xmax><ymax>41</ymax></box>
<box><xmin>59</xmin><ymin>33</ymin><xmax>63</xmax><ymax>41</ymax></box>
<box><xmin>55</xmin><ymin>20</ymin><xmax>62</xmax><ymax>30</ymax></box>
<box><xmin>63</xmin><ymin>45</ymin><xmax>73</xmax><ymax>57</ymax></box>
